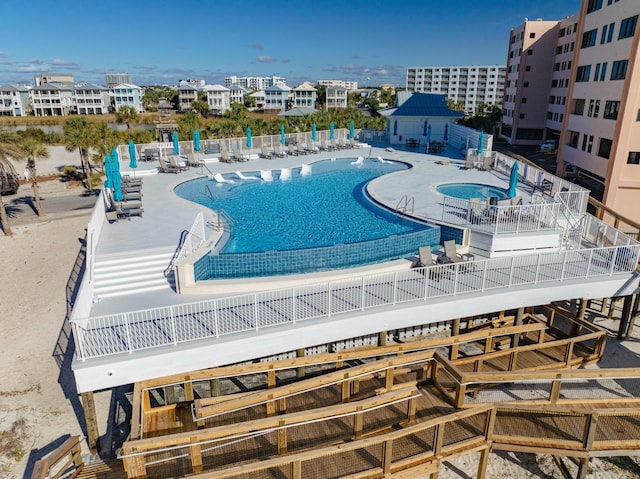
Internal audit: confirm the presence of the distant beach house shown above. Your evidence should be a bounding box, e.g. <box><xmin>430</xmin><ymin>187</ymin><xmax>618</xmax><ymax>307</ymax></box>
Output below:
<box><xmin>0</xmin><ymin>84</ymin><xmax>31</xmax><ymax>116</ymax></box>
<box><xmin>204</xmin><ymin>84</ymin><xmax>230</xmax><ymax>116</ymax></box>
<box><xmin>379</xmin><ymin>92</ymin><xmax>465</xmax><ymax>146</ymax></box>
<box><xmin>113</xmin><ymin>83</ymin><xmax>143</xmax><ymax>113</ymax></box>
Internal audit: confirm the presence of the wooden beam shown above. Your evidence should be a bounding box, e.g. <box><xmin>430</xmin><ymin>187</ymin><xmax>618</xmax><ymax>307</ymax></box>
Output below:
<box><xmin>477</xmin><ymin>446</ymin><xmax>490</xmax><ymax>479</ymax></box>
<box><xmin>450</xmin><ymin>318</ymin><xmax>460</xmax><ymax>360</ymax></box>
<box><xmin>190</xmin><ymin>440</ymin><xmax>203</xmax><ymax>474</ymax></box>
<box><xmin>277</xmin><ymin>420</ymin><xmax>287</xmax><ymax>455</ymax></box>
<box><xmin>296</xmin><ymin>348</ymin><xmax>305</xmax><ymax>378</ymax></box>
<box><xmin>81</xmin><ymin>392</ymin><xmax>99</xmax><ymax>453</ymax></box>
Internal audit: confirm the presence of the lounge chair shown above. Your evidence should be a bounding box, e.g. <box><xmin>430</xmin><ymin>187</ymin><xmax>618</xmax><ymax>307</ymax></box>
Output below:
<box><xmin>273</xmin><ymin>144</ymin><xmax>287</xmax><ymax>157</ymax></box>
<box><xmin>169</xmin><ymin>156</ymin><xmax>188</xmax><ymax>171</ymax></box>
<box><xmin>260</xmin><ymin>145</ymin><xmax>274</xmax><ymax>159</ymax></box>
<box><xmin>287</xmin><ymin>144</ymin><xmax>299</xmax><ymax>156</ymax></box>
<box><xmin>260</xmin><ymin>170</ymin><xmax>273</xmax><ymax>182</ymax></box>
<box><xmin>235</xmin><ymin>171</ymin><xmax>260</xmax><ymax>181</ymax></box>
<box><xmin>104</xmin><ymin>189</ymin><xmax>143</xmax><ymax>222</ymax></box>
<box><xmin>463</xmin><ymin>151</ymin><xmax>475</xmax><ymax>169</ymax></box>
<box><xmin>232</xmin><ymin>149</ymin><xmax>249</xmax><ymax>162</ymax></box>
<box><xmin>319</xmin><ymin>139</ymin><xmax>331</xmax><ymax>151</ymax></box>
<box><xmin>510</xmin><ymin>195</ymin><xmax>523</xmax><ymax>206</ymax></box>
<box><xmin>220</xmin><ymin>148</ymin><xmax>235</xmax><ymax>163</ymax></box>
<box><xmin>122</xmin><ymin>175</ymin><xmax>142</xmax><ymax>186</ymax></box>
<box><xmin>330</xmin><ymin>139</ymin><xmax>340</xmax><ymax>150</ymax></box>
<box><xmin>158</xmin><ymin>159</ymin><xmax>181</xmax><ymax>174</ymax></box>
<box><xmin>481</xmin><ymin>154</ymin><xmax>493</xmax><ymax>170</ymax></box>
<box><xmin>186</xmin><ymin>152</ymin><xmax>204</xmax><ymax>167</ymax></box>
<box><xmin>412</xmin><ymin>246</ymin><xmax>433</xmax><ymax>268</ymax></box>
<box><xmin>121</xmin><ymin>189</ymin><xmax>143</xmax><ymax>201</ymax></box>
<box><xmin>212</xmin><ymin>173</ymin><xmax>236</xmax><ymax>184</ymax></box>
<box><xmin>441</xmin><ymin>240</ymin><xmax>463</xmax><ymax>263</ymax></box>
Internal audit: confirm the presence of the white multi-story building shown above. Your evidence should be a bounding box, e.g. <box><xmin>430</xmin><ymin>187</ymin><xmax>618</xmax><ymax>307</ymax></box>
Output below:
<box><xmin>73</xmin><ymin>83</ymin><xmax>109</xmax><ymax>115</ymax></box>
<box><xmin>317</xmin><ymin>80</ymin><xmax>358</xmax><ymax>90</ymax></box>
<box><xmin>264</xmin><ymin>84</ymin><xmax>291</xmax><ymax>112</ymax></box>
<box><xmin>559</xmin><ymin>0</ymin><xmax>640</xmax><ymax>224</ymax></box>
<box><xmin>0</xmin><ymin>84</ymin><xmax>30</xmax><ymax>116</ymax></box>
<box><xmin>228</xmin><ymin>84</ymin><xmax>247</xmax><ymax>105</ymax></box>
<box><xmin>177</xmin><ymin>83</ymin><xmax>201</xmax><ymax>111</ymax></box>
<box><xmin>113</xmin><ymin>83</ymin><xmax>143</xmax><ymax>113</ymax></box>
<box><xmin>30</xmin><ymin>82</ymin><xmax>74</xmax><ymax>116</ymax></box>
<box><xmin>105</xmin><ymin>73</ymin><xmax>132</xmax><ymax>89</ymax></box>
<box><xmin>326</xmin><ymin>85</ymin><xmax>348</xmax><ymax>109</ymax></box>
<box><xmin>406</xmin><ymin>65</ymin><xmax>506</xmax><ymax>113</ymax></box>
<box><xmin>292</xmin><ymin>81</ymin><xmax>317</xmax><ymax>108</ymax></box>
<box><xmin>34</xmin><ymin>73</ymin><xmax>73</xmax><ymax>86</ymax></box>
<box><xmin>501</xmin><ymin>17</ymin><xmax>578</xmax><ymax>145</ymax></box>
<box><xmin>224</xmin><ymin>75</ymin><xmax>286</xmax><ymax>90</ymax></box>
<box><xmin>204</xmin><ymin>84</ymin><xmax>230</xmax><ymax>115</ymax></box>
<box><xmin>178</xmin><ymin>79</ymin><xmax>205</xmax><ymax>88</ymax></box>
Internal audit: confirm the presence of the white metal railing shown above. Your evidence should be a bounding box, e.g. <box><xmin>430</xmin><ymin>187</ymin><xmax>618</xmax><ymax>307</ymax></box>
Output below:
<box><xmin>70</xmin><ymin>241</ymin><xmax>640</xmax><ymax>361</ymax></box>
<box><xmin>175</xmin><ymin>212</ymin><xmax>205</xmax><ymax>263</ymax></box>
<box><xmin>441</xmin><ymin>196</ymin><xmax>560</xmax><ymax>235</ymax></box>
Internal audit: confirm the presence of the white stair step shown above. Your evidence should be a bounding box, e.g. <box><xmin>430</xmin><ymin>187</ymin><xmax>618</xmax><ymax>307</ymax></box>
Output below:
<box><xmin>94</xmin><ymin>257</ymin><xmax>172</xmax><ymax>273</ymax></box>
<box><xmin>95</xmin><ymin>251</ymin><xmax>173</xmax><ymax>267</ymax></box>
<box><xmin>94</xmin><ymin>265</ymin><xmax>170</xmax><ymax>280</ymax></box>
<box><xmin>94</xmin><ymin>272</ymin><xmax>167</xmax><ymax>287</ymax></box>
<box><xmin>94</xmin><ymin>278</ymin><xmax>169</xmax><ymax>295</ymax></box>
<box><xmin>97</xmin><ymin>284</ymin><xmax>171</xmax><ymax>299</ymax></box>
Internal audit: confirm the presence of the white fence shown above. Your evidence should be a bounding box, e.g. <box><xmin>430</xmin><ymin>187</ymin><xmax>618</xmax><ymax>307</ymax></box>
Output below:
<box><xmin>71</xmin><ymin>240</ymin><xmax>640</xmax><ymax>361</ymax></box>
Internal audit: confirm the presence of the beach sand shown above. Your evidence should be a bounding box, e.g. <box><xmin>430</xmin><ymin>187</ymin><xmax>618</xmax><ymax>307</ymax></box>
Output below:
<box><xmin>1</xmin><ymin>152</ymin><xmax>640</xmax><ymax>478</ymax></box>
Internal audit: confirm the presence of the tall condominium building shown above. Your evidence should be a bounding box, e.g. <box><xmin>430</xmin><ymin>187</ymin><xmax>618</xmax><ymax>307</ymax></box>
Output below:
<box><xmin>105</xmin><ymin>73</ymin><xmax>132</xmax><ymax>89</ymax></box>
<box><xmin>501</xmin><ymin>16</ymin><xmax>578</xmax><ymax>145</ymax></box>
<box><xmin>224</xmin><ymin>76</ymin><xmax>285</xmax><ymax>90</ymax></box>
<box><xmin>317</xmin><ymin>80</ymin><xmax>358</xmax><ymax>90</ymax></box>
<box><xmin>405</xmin><ymin>65</ymin><xmax>506</xmax><ymax>113</ymax></box>
<box><xmin>559</xmin><ymin>0</ymin><xmax>640</xmax><ymax>224</ymax></box>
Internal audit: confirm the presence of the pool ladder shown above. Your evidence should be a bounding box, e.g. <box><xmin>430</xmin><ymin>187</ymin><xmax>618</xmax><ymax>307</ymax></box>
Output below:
<box><xmin>218</xmin><ymin>208</ymin><xmax>235</xmax><ymax>238</ymax></box>
<box><xmin>395</xmin><ymin>195</ymin><xmax>414</xmax><ymax>220</ymax></box>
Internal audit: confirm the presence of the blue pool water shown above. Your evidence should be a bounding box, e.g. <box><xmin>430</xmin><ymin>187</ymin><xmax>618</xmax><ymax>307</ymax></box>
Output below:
<box><xmin>437</xmin><ymin>182</ymin><xmax>509</xmax><ymax>201</ymax></box>
<box><xmin>175</xmin><ymin>158</ymin><xmax>430</xmax><ymax>254</ymax></box>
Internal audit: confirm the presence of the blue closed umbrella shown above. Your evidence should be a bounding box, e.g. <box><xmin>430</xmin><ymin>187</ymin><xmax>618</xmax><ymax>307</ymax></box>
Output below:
<box><xmin>173</xmin><ymin>131</ymin><xmax>179</xmax><ymax>155</ymax></box>
<box><xmin>423</xmin><ymin>120</ymin><xmax>428</xmax><ymax>137</ymax></box>
<box><xmin>329</xmin><ymin>122</ymin><xmax>335</xmax><ymax>140</ymax></box>
<box><xmin>112</xmin><ymin>168</ymin><xmax>123</xmax><ymax>201</ymax></box>
<box><xmin>393</xmin><ymin>120</ymin><xmax>398</xmax><ymax>136</ymax></box>
<box><xmin>427</xmin><ymin>124</ymin><xmax>432</xmax><ymax>144</ymax></box>
<box><xmin>280</xmin><ymin>125</ymin><xmax>285</xmax><ymax>145</ymax></box>
<box><xmin>349</xmin><ymin>121</ymin><xmax>355</xmax><ymax>139</ymax></box>
<box><xmin>247</xmin><ymin>127</ymin><xmax>252</xmax><ymax>148</ymax></box>
<box><xmin>104</xmin><ymin>154</ymin><xmax>113</xmax><ymax>189</ymax></box>
<box><xmin>193</xmin><ymin>129</ymin><xmax>201</xmax><ymax>152</ymax></box>
<box><xmin>128</xmin><ymin>141</ymin><xmax>138</xmax><ymax>170</ymax></box>
<box><xmin>508</xmin><ymin>161</ymin><xmax>519</xmax><ymax>198</ymax></box>
<box><xmin>444</xmin><ymin>124</ymin><xmax>449</xmax><ymax>142</ymax></box>
<box><xmin>312</xmin><ymin>123</ymin><xmax>317</xmax><ymax>141</ymax></box>
<box><xmin>477</xmin><ymin>130</ymin><xmax>484</xmax><ymax>154</ymax></box>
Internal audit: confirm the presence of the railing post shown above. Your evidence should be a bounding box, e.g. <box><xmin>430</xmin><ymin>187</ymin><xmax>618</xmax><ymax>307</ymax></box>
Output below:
<box><xmin>481</xmin><ymin>260</ymin><xmax>488</xmax><ymax>291</ymax></box>
<box><xmin>254</xmin><ymin>294</ymin><xmax>259</xmax><ymax>330</ymax></box>
<box><xmin>508</xmin><ymin>256</ymin><xmax>515</xmax><ymax>287</ymax></box>
<box><xmin>214</xmin><ymin>299</ymin><xmax>219</xmax><ymax>338</ymax></box>
<box><xmin>72</xmin><ymin>322</ymin><xmax>86</xmax><ymax>361</ymax></box>
<box><xmin>585</xmin><ymin>249</ymin><xmax>593</xmax><ymax>277</ymax></box>
<box><xmin>327</xmin><ymin>282</ymin><xmax>332</xmax><ymax>317</ymax></box>
<box><xmin>292</xmin><ymin>287</ymin><xmax>296</xmax><ymax>322</ymax></box>
<box><xmin>170</xmin><ymin>306</ymin><xmax>177</xmax><ymax>345</ymax></box>
<box><xmin>124</xmin><ymin>313</ymin><xmax>133</xmax><ymax>354</ymax></box>
<box><xmin>361</xmin><ymin>276</ymin><xmax>365</xmax><ymax>310</ymax></box>
<box><xmin>561</xmin><ymin>251</ymin><xmax>568</xmax><ymax>280</ymax></box>
<box><xmin>534</xmin><ymin>254</ymin><xmax>541</xmax><ymax>284</ymax></box>
<box><xmin>393</xmin><ymin>272</ymin><xmax>398</xmax><ymax>305</ymax></box>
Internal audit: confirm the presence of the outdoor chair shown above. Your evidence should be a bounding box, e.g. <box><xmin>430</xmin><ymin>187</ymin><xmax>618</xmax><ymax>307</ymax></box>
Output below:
<box><xmin>481</xmin><ymin>154</ymin><xmax>493</xmax><ymax>170</ymax></box>
<box><xmin>169</xmin><ymin>156</ymin><xmax>188</xmax><ymax>171</ymax></box>
<box><xmin>260</xmin><ymin>145</ymin><xmax>274</xmax><ymax>159</ymax></box>
<box><xmin>232</xmin><ymin>149</ymin><xmax>249</xmax><ymax>162</ymax></box>
<box><xmin>186</xmin><ymin>152</ymin><xmax>204</xmax><ymax>167</ymax></box>
<box><xmin>287</xmin><ymin>144</ymin><xmax>299</xmax><ymax>156</ymax></box>
<box><xmin>158</xmin><ymin>159</ymin><xmax>181</xmax><ymax>173</ymax></box>
<box><xmin>220</xmin><ymin>148</ymin><xmax>236</xmax><ymax>163</ymax></box>
<box><xmin>510</xmin><ymin>195</ymin><xmax>523</xmax><ymax>206</ymax></box>
<box><xmin>273</xmin><ymin>144</ymin><xmax>287</xmax><ymax>157</ymax></box>
<box><xmin>412</xmin><ymin>246</ymin><xmax>434</xmax><ymax>268</ymax></box>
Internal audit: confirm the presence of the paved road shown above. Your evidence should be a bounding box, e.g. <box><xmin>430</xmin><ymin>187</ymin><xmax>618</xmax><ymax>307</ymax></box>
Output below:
<box><xmin>3</xmin><ymin>187</ymin><xmax>97</xmax><ymax>226</ymax></box>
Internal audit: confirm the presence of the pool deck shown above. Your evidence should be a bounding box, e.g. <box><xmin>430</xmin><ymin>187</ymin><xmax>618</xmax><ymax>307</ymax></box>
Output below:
<box><xmin>91</xmin><ymin>145</ymin><xmax>523</xmax><ymax>316</ymax></box>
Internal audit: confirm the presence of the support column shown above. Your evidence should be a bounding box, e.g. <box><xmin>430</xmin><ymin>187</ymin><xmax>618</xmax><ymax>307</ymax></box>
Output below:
<box><xmin>296</xmin><ymin>348</ymin><xmax>305</xmax><ymax>378</ymax></box>
<box><xmin>81</xmin><ymin>391</ymin><xmax>100</xmax><ymax>453</ymax></box>
<box><xmin>511</xmin><ymin>307</ymin><xmax>525</xmax><ymax>348</ymax></box>
<box><xmin>618</xmin><ymin>294</ymin><xmax>635</xmax><ymax>339</ymax></box>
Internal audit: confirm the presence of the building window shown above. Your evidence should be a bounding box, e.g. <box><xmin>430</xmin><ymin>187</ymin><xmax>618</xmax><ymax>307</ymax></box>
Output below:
<box><xmin>527</xmin><ymin>49</ymin><xmax>533</xmax><ymax>55</ymax></box>
<box><xmin>619</xmin><ymin>15</ymin><xmax>638</xmax><ymax>39</ymax></box>
<box><xmin>600</xmin><ymin>62</ymin><xmax>608</xmax><ymax>81</ymax></box>
<box><xmin>594</xmin><ymin>63</ymin><xmax>601</xmax><ymax>81</ymax></box>
<box><xmin>597</xmin><ymin>138</ymin><xmax>612</xmax><ymax>159</ymax></box>
<box><xmin>581</xmin><ymin>29</ymin><xmax>598</xmax><ymax>48</ymax></box>
<box><xmin>522</xmin><ymin>98</ymin><xmax>527</xmax><ymax>103</ymax></box>
<box><xmin>594</xmin><ymin>99</ymin><xmax>600</xmax><ymax>117</ymax></box>
<box><xmin>559</xmin><ymin>27</ymin><xmax>566</xmax><ymax>37</ymax></box>
<box><xmin>568</xmin><ymin>131</ymin><xmax>579</xmax><ymax>148</ymax></box>
<box><xmin>519</xmin><ymin>113</ymin><xmax>525</xmax><ymax>119</ymax></box>
<box><xmin>604</xmin><ymin>101</ymin><xmax>620</xmax><ymax>119</ymax></box>
<box><xmin>530</xmin><ymin>32</ymin><xmax>536</xmax><ymax>38</ymax></box>
<box><xmin>523</xmin><ymin>82</ymin><xmax>529</xmax><ymax>87</ymax></box>
<box><xmin>601</xmin><ymin>25</ymin><xmax>609</xmax><ymax>44</ymax></box>
<box><xmin>525</xmin><ymin>66</ymin><xmax>531</xmax><ymax>72</ymax></box>
<box><xmin>588</xmin><ymin>99</ymin><xmax>595</xmax><ymax>117</ymax></box>
<box><xmin>628</xmin><ymin>152</ymin><xmax>640</xmax><ymax>164</ymax></box>
<box><xmin>576</xmin><ymin>65</ymin><xmax>591</xmax><ymax>82</ymax></box>
<box><xmin>573</xmin><ymin>99</ymin><xmax>585</xmax><ymax>115</ymax></box>
<box><xmin>587</xmin><ymin>0</ymin><xmax>603</xmax><ymax>13</ymax></box>
<box><xmin>611</xmin><ymin>60</ymin><xmax>629</xmax><ymax>80</ymax></box>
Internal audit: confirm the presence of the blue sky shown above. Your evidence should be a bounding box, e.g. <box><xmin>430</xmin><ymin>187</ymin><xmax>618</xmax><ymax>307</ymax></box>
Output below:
<box><xmin>0</xmin><ymin>0</ymin><xmax>579</xmax><ymax>87</ymax></box>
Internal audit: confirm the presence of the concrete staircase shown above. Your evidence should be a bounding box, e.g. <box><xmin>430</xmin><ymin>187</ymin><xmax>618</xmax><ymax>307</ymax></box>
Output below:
<box><xmin>92</xmin><ymin>248</ymin><xmax>175</xmax><ymax>299</ymax></box>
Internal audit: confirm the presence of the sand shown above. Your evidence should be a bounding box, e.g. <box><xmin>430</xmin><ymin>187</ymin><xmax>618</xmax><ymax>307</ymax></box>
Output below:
<box><xmin>1</xmin><ymin>149</ymin><xmax>640</xmax><ymax>478</ymax></box>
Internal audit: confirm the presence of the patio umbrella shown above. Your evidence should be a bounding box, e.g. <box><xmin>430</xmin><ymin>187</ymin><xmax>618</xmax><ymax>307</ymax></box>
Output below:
<box><xmin>103</xmin><ymin>154</ymin><xmax>113</xmax><ymax>189</ymax></box>
<box><xmin>173</xmin><ymin>131</ymin><xmax>179</xmax><ymax>155</ymax></box>
<box><xmin>280</xmin><ymin>125</ymin><xmax>285</xmax><ymax>145</ymax></box>
<box><xmin>247</xmin><ymin>127</ymin><xmax>252</xmax><ymax>148</ymax></box>
<box><xmin>427</xmin><ymin>124</ymin><xmax>432</xmax><ymax>144</ymax></box>
<box><xmin>312</xmin><ymin>123</ymin><xmax>317</xmax><ymax>141</ymax></box>
<box><xmin>477</xmin><ymin>130</ymin><xmax>484</xmax><ymax>154</ymax></box>
<box><xmin>508</xmin><ymin>161</ymin><xmax>519</xmax><ymax>198</ymax></box>
<box><xmin>349</xmin><ymin>121</ymin><xmax>355</xmax><ymax>139</ymax></box>
<box><xmin>112</xmin><ymin>167</ymin><xmax>123</xmax><ymax>201</ymax></box>
<box><xmin>193</xmin><ymin>129</ymin><xmax>201</xmax><ymax>152</ymax></box>
<box><xmin>444</xmin><ymin>124</ymin><xmax>449</xmax><ymax>142</ymax></box>
<box><xmin>423</xmin><ymin>120</ymin><xmax>428</xmax><ymax>137</ymax></box>
<box><xmin>111</xmin><ymin>148</ymin><xmax>120</xmax><ymax>175</ymax></box>
<box><xmin>330</xmin><ymin>122</ymin><xmax>335</xmax><ymax>140</ymax></box>
<box><xmin>128</xmin><ymin>141</ymin><xmax>138</xmax><ymax>172</ymax></box>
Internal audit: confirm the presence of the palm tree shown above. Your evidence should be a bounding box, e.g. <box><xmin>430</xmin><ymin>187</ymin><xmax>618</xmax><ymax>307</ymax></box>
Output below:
<box><xmin>0</xmin><ymin>129</ymin><xmax>22</xmax><ymax>236</ymax></box>
<box><xmin>63</xmin><ymin>117</ymin><xmax>97</xmax><ymax>191</ymax></box>
<box><xmin>115</xmin><ymin>105</ymin><xmax>140</xmax><ymax>129</ymax></box>
<box><xmin>19</xmin><ymin>138</ymin><xmax>49</xmax><ymax>217</ymax></box>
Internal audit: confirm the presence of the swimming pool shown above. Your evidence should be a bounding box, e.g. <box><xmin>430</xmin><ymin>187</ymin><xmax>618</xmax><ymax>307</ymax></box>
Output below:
<box><xmin>174</xmin><ymin>158</ymin><xmax>441</xmax><ymax>278</ymax></box>
<box><xmin>436</xmin><ymin>182</ymin><xmax>508</xmax><ymax>201</ymax></box>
